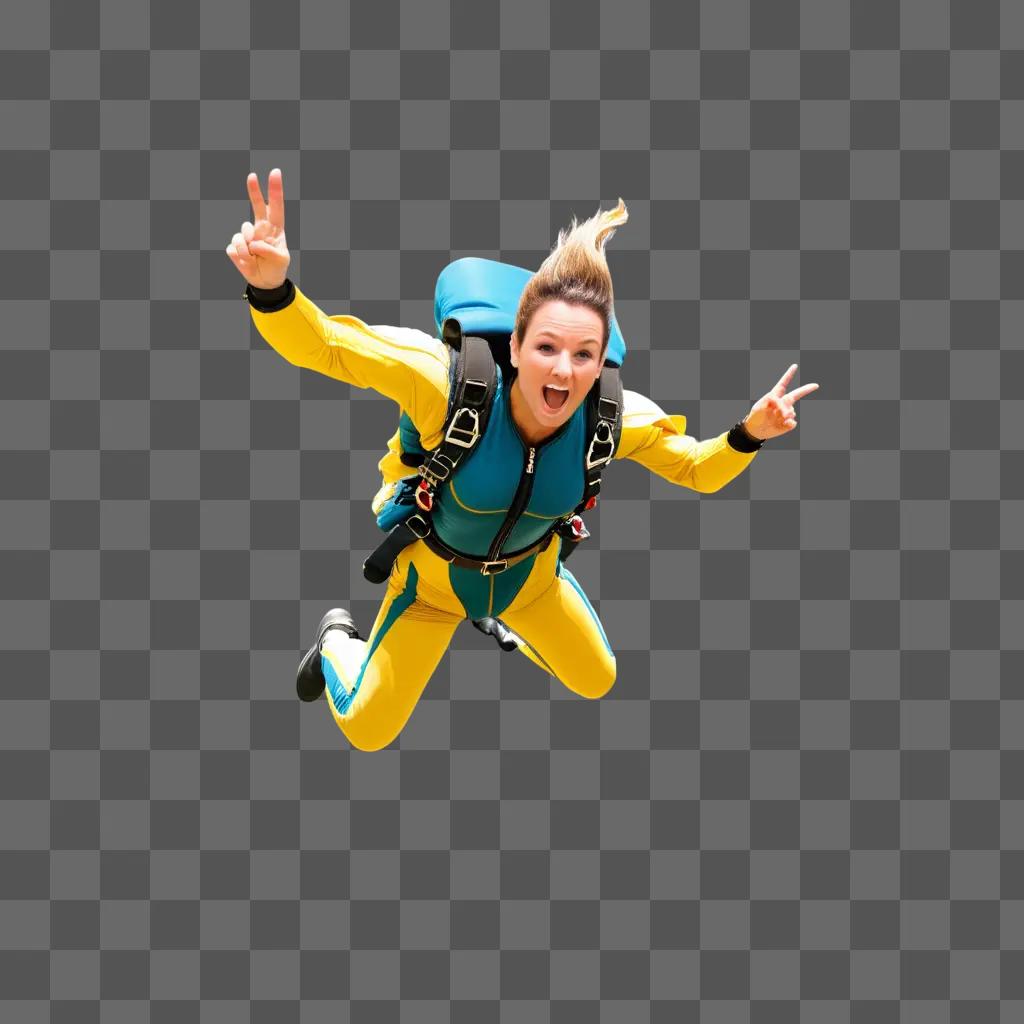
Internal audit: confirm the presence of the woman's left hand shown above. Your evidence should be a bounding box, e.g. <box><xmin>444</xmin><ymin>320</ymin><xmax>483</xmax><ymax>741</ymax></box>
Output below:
<box><xmin>742</xmin><ymin>364</ymin><xmax>819</xmax><ymax>441</ymax></box>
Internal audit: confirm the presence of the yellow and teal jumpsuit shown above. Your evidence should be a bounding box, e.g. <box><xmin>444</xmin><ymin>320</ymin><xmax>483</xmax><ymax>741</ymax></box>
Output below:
<box><xmin>249</xmin><ymin>284</ymin><xmax>760</xmax><ymax>751</ymax></box>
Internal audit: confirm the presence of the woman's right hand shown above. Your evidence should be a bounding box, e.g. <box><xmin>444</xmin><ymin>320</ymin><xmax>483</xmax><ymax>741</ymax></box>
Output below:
<box><xmin>226</xmin><ymin>168</ymin><xmax>291</xmax><ymax>290</ymax></box>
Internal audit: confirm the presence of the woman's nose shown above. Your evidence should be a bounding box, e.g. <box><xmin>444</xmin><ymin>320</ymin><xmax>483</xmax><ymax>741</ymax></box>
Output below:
<box><xmin>554</xmin><ymin>351</ymin><xmax>572</xmax><ymax>377</ymax></box>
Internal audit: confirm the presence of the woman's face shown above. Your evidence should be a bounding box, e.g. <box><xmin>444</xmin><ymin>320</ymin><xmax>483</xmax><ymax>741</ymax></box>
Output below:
<box><xmin>508</xmin><ymin>300</ymin><xmax>606</xmax><ymax>444</ymax></box>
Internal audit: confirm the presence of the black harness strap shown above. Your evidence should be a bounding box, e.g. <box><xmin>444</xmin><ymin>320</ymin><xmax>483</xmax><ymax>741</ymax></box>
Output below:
<box><xmin>362</xmin><ymin>511</ymin><xmax>432</xmax><ymax>584</ymax></box>
<box><xmin>415</xmin><ymin>331</ymin><xmax>496</xmax><ymax>497</ymax></box>
<box><xmin>363</xmin><ymin>325</ymin><xmax>496</xmax><ymax>583</ymax></box>
<box><xmin>554</xmin><ymin>365</ymin><xmax>623</xmax><ymax>563</ymax></box>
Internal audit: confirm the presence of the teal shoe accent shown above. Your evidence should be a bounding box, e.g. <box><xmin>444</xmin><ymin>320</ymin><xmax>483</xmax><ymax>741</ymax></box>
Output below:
<box><xmin>321</xmin><ymin>654</ymin><xmax>348</xmax><ymax>711</ymax></box>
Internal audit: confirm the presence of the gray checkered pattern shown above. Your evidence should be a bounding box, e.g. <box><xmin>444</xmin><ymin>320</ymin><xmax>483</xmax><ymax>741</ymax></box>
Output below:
<box><xmin>1</xmin><ymin>0</ymin><xmax>1021</xmax><ymax>1020</ymax></box>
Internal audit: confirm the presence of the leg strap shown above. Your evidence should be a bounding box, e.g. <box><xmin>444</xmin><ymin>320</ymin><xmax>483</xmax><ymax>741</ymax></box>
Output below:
<box><xmin>363</xmin><ymin>518</ymin><xmax>424</xmax><ymax>583</ymax></box>
<box><xmin>472</xmin><ymin>616</ymin><xmax>519</xmax><ymax>652</ymax></box>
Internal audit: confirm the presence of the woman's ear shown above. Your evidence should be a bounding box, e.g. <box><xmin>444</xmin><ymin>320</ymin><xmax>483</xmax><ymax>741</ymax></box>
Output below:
<box><xmin>509</xmin><ymin>333</ymin><xmax>520</xmax><ymax>369</ymax></box>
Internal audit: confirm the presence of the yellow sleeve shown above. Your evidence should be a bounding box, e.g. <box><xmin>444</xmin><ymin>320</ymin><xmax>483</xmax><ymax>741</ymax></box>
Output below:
<box><xmin>614</xmin><ymin>389</ymin><xmax>759</xmax><ymax>494</ymax></box>
<box><xmin>248</xmin><ymin>283</ymin><xmax>450</xmax><ymax>448</ymax></box>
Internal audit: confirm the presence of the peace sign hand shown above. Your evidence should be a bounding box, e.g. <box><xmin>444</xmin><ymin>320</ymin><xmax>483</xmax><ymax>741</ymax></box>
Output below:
<box><xmin>225</xmin><ymin>168</ymin><xmax>291</xmax><ymax>290</ymax></box>
<box><xmin>742</xmin><ymin>364</ymin><xmax>819</xmax><ymax>442</ymax></box>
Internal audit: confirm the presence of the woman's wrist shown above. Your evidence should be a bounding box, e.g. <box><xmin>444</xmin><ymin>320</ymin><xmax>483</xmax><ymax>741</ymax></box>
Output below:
<box><xmin>245</xmin><ymin>278</ymin><xmax>295</xmax><ymax>312</ymax></box>
<box><xmin>739</xmin><ymin>417</ymin><xmax>764</xmax><ymax>442</ymax></box>
<box><xmin>727</xmin><ymin>417</ymin><xmax>765</xmax><ymax>452</ymax></box>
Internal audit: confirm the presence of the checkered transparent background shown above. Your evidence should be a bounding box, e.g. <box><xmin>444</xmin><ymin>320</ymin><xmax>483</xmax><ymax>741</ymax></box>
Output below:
<box><xmin>2</xmin><ymin>0</ymin><xmax>1023</xmax><ymax>1021</ymax></box>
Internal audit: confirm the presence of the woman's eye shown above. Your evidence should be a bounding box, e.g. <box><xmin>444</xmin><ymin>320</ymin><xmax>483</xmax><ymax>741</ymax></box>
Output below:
<box><xmin>537</xmin><ymin>343</ymin><xmax>590</xmax><ymax>359</ymax></box>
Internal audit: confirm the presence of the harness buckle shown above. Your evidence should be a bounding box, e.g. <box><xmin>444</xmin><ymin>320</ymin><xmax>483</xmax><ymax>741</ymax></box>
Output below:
<box><xmin>445</xmin><ymin>407</ymin><xmax>481</xmax><ymax>448</ymax></box>
<box><xmin>415</xmin><ymin>481</ymin><xmax>434</xmax><ymax>511</ymax></box>
<box><xmin>598</xmin><ymin>396</ymin><xmax>619</xmax><ymax>421</ymax></box>
<box><xmin>585</xmin><ymin>419</ymin><xmax>615</xmax><ymax>469</ymax></box>
<box><xmin>406</xmin><ymin>513</ymin><xmax>431</xmax><ymax>539</ymax></box>
<box><xmin>480</xmin><ymin>559</ymin><xmax>508</xmax><ymax>575</ymax></box>
<box><xmin>418</xmin><ymin>451</ymin><xmax>454</xmax><ymax>486</ymax></box>
<box><xmin>462</xmin><ymin>377</ymin><xmax>489</xmax><ymax>407</ymax></box>
<box><xmin>555</xmin><ymin>515</ymin><xmax>590</xmax><ymax>545</ymax></box>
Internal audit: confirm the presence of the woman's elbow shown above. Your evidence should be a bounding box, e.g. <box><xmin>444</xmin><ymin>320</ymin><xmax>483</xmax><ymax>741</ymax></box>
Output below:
<box><xmin>673</xmin><ymin>471</ymin><xmax>717</xmax><ymax>494</ymax></box>
<box><xmin>686</xmin><ymin>473</ymin><xmax>723</xmax><ymax>495</ymax></box>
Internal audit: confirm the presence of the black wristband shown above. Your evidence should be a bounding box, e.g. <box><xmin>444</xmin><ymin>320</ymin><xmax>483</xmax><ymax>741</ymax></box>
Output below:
<box><xmin>245</xmin><ymin>278</ymin><xmax>295</xmax><ymax>313</ymax></box>
<box><xmin>727</xmin><ymin>419</ymin><xmax>765</xmax><ymax>453</ymax></box>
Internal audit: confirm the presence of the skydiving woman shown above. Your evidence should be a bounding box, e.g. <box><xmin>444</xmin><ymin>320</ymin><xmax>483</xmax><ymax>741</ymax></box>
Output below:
<box><xmin>226</xmin><ymin>168</ymin><xmax>819</xmax><ymax>751</ymax></box>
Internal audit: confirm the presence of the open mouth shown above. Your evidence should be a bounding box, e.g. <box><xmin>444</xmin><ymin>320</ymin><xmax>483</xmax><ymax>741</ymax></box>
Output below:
<box><xmin>542</xmin><ymin>385</ymin><xmax>569</xmax><ymax>412</ymax></box>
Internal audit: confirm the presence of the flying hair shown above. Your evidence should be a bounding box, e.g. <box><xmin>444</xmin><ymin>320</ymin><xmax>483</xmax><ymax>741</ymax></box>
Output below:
<box><xmin>513</xmin><ymin>198</ymin><xmax>629</xmax><ymax>356</ymax></box>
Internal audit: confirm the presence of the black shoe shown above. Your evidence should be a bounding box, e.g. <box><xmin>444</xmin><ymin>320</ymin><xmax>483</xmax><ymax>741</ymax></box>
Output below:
<box><xmin>472</xmin><ymin>616</ymin><xmax>519</xmax><ymax>653</ymax></box>
<box><xmin>296</xmin><ymin>608</ymin><xmax>361</xmax><ymax>703</ymax></box>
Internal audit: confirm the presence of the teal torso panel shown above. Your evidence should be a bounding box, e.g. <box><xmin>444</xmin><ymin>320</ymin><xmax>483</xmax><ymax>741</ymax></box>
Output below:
<box><xmin>430</xmin><ymin>369</ymin><xmax>586</xmax><ymax>557</ymax></box>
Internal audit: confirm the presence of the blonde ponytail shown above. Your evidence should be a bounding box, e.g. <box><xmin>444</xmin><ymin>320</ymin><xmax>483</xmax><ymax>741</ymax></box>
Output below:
<box><xmin>513</xmin><ymin>198</ymin><xmax>629</xmax><ymax>355</ymax></box>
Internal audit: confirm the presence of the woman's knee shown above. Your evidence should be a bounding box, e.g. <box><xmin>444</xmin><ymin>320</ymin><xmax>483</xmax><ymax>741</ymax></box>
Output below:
<box><xmin>566</xmin><ymin>652</ymin><xmax>616</xmax><ymax>700</ymax></box>
<box><xmin>335</xmin><ymin>704</ymin><xmax>402</xmax><ymax>752</ymax></box>
<box><xmin>324</xmin><ymin>687</ymin><xmax>402</xmax><ymax>752</ymax></box>
<box><xmin>342</xmin><ymin>724</ymin><xmax>396</xmax><ymax>753</ymax></box>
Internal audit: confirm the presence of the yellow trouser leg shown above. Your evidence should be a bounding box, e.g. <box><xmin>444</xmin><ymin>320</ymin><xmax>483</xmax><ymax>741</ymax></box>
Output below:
<box><xmin>320</xmin><ymin>561</ymin><xmax>462</xmax><ymax>751</ymax></box>
<box><xmin>501</xmin><ymin>562</ymin><xmax>616</xmax><ymax>699</ymax></box>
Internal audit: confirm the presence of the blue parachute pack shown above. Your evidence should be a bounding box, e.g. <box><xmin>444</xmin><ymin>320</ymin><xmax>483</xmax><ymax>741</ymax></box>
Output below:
<box><xmin>362</xmin><ymin>257</ymin><xmax>627</xmax><ymax>585</ymax></box>
<box><xmin>433</xmin><ymin>256</ymin><xmax>626</xmax><ymax>369</ymax></box>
